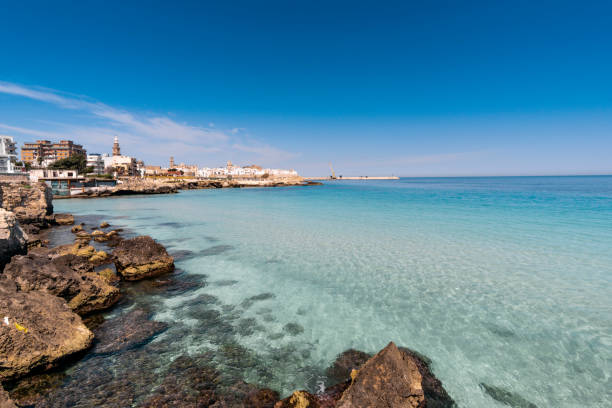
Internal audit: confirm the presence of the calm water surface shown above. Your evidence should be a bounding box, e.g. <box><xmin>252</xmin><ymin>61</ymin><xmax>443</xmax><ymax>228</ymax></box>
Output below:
<box><xmin>54</xmin><ymin>176</ymin><xmax>612</xmax><ymax>407</ymax></box>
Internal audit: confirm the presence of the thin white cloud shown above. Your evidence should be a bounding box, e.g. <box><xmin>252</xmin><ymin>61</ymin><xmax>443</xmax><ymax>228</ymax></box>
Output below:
<box><xmin>0</xmin><ymin>81</ymin><xmax>299</xmax><ymax>166</ymax></box>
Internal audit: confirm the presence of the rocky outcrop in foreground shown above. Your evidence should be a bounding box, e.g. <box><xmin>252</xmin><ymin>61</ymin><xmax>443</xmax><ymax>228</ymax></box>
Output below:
<box><xmin>0</xmin><ymin>285</ymin><xmax>93</xmax><ymax>381</ymax></box>
<box><xmin>0</xmin><ymin>209</ymin><xmax>28</xmax><ymax>270</ymax></box>
<box><xmin>113</xmin><ymin>236</ymin><xmax>175</xmax><ymax>280</ymax></box>
<box><xmin>2</xmin><ymin>248</ymin><xmax>120</xmax><ymax>316</ymax></box>
<box><xmin>0</xmin><ymin>183</ymin><xmax>53</xmax><ymax>226</ymax></box>
<box><xmin>276</xmin><ymin>342</ymin><xmax>455</xmax><ymax>408</ymax></box>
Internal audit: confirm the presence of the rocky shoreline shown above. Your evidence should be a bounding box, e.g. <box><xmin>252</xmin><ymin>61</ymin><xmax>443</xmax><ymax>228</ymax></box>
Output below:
<box><xmin>57</xmin><ymin>177</ymin><xmax>322</xmax><ymax>199</ymax></box>
<box><xmin>0</xmin><ymin>181</ymin><xmax>457</xmax><ymax>408</ymax></box>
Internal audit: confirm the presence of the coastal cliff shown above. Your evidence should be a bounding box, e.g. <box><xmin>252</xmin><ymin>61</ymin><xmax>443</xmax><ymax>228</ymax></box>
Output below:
<box><xmin>0</xmin><ymin>183</ymin><xmax>53</xmax><ymax>226</ymax></box>
<box><xmin>0</xmin><ymin>209</ymin><xmax>28</xmax><ymax>270</ymax></box>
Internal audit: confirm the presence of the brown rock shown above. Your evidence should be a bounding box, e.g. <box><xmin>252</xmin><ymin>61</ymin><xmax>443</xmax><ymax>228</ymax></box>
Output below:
<box><xmin>0</xmin><ymin>285</ymin><xmax>93</xmax><ymax>380</ymax></box>
<box><xmin>274</xmin><ymin>391</ymin><xmax>321</xmax><ymax>408</ymax></box>
<box><xmin>398</xmin><ymin>348</ymin><xmax>455</xmax><ymax>408</ymax></box>
<box><xmin>326</xmin><ymin>349</ymin><xmax>372</xmax><ymax>384</ymax></box>
<box><xmin>0</xmin><ymin>182</ymin><xmax>53</xmax><ymax>225</ymax></box>
<box><xmin>88</xmin><ymin>250</ymin><xmax>109</xmax><ymax>266</ymax></box>
<box><xmin>336</xmin><ymin>342</ymin><xmax>425</xmax><ymax>408</ymax></box>
<box><xmin>0</xmin><ymin>209</ymin><xmax>28</xmax><ymax>269</ymax></box>
<box><xmin>53</xmin><ymin>213</ymin><xmax>74</xmax><ymax>225</ymax></box>
<box><xmin>2</xmin><ymin>250</ymin><xmax>120</xmax><ymax>315</ymax></box>
<box><xmin>113</xmin><ymin>236</ymin><xmax>174</xmax><ymax>281</ymax></box>
<box><xmin>0</xmin><ymin>385</ymin><xmax>17</xmax><ymax>408</ymax></box>
<box><xmin>100</xmin><ymin>221</ymin><xmax>110</xmax><ymax>228</ymax></box>
<box><xmin>243</xmin><ymin>388</ymin><xmax>280</xmax><ymax>408</ymax></box>
<box><xmin>70</xmin><ymin>224</ymin><xmax>83</xmax><ymax>233</ymax></box>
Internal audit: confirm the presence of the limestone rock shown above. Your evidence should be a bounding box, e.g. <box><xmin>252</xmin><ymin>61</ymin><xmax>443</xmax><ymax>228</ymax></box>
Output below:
<box><xmin>0</xmin><ymin>183</ymin><xmax>53</xmax><ymax>225</ymax></box>
<box><xmin>2</xmin><ymin>250</ymin><xmax>120</xmax><ymax>315</ymax></box>
<box><xmin>0</xmin><ymin>385</ymin><xmax>16</xmax><ymax>408</ymax></box>
<box><xmin>274</xmin><ymin>390</ymin><xmax>321</xmax><ymax>408</ymax></box>
<box><xmin>113</xmin><ymin>236</ymin><xmax>174</xmax><ymax>281</ymax></box>
<box><xmin>53</xmin><ymin>213</ymin><xmax>74</xmax><ymax>225</ymax></box>
<box><xmin>0</xmin><ymin>285</ymin><xmax>93</xmax><ymax>380</ymax></box>
<box><xmin>89</xmin><ymin>250</ymin><xmax>109</xmax><ymax>266</ymax></box>
<box><xmin>0</xmin><ymin>209</ymin><xmax>28</xmax><ymax>269</ymax></box>
<box><xmin>336</xmin><ymin>342</ymin><xmax>425</xmax><ymax>408</ymax></box>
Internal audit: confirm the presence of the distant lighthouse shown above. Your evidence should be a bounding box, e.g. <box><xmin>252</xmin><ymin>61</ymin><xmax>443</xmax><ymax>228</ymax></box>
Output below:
<box><xmin>112</xmin><ymin>136</ymin><xmax>121</xmax><ymax>156</ymax></box>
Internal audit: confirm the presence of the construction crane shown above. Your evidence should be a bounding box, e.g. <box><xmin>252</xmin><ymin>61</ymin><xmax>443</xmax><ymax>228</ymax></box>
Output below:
<box><xmin>329</xmin><ymin>162</ymin><xmax>337</xmax><ymax>179</ymax></box>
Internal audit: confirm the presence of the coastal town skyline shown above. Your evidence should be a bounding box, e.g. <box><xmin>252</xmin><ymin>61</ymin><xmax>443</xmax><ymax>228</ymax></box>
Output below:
<box><xmin>1</xmin><ymin>2</ymin><xmax>612</xmax><ymax>176</ymax></box>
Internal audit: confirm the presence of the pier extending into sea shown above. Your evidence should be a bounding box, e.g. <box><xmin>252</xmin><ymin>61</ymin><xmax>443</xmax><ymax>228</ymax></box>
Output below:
<box><xmin>305</xmin><ymin>176</ymin><xmax>399</xmax><ymax>181</ymax></box>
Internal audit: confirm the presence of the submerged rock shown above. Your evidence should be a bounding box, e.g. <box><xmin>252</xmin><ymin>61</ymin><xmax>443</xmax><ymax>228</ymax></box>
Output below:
<box><xmin>92</xmin><ymin>309</ymin><xmax>168</xmax><ymax>354</ymax></box>
<box><xmin>326</xmin><ymin>349</ymin><xmax>372</xmax><ymax>385</ymax></box>
<box><xmin>0</xmin><ymin>285</ymin><xmax>93</xmax><ymax>380</ymax></box>
<box><xmin>2</xmin><ymin>250</ymin><xmax>120</xmax><ymax>315</ymax></box>
<box><xmin>113</xmin><ymin>235</ymin><xmax>175</xmax><ymax>280</ymax></box>
<box><xmin>0</xmin><ymin>209</ymin><xmax>28</xmax><ymax>270</ymax></box>
<box><xmin>480</xmin><ymin>383</ymin><xmax>538</xmax><ymax>408</ymax></box>
<box><xmin>139</xmin><ymin>354</ymin><xmax>220</xmax><ymax>407</ymax></box>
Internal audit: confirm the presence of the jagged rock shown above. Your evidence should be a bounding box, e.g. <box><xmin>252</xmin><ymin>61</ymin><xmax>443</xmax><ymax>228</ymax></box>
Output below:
<box><xmin>0</xmin><ymin>182</ymin><xmax>53</xmax><ymax>225</ymax></box>
<box><xmin>336</xmin><ymin>342</ymin><xmax>425</xmax><ymax>408</ymax></box>
<box><xmin>399</xmin><ymin>348</ymin><xmax>455</xmax><ymax>408</ymax></box>
<box><xmin>0</xmin><ymin>285</ymin><xmax>93</xmax><ymax>380</ymax></box>
<box><xmin>0</xmin><ymin>209</ymin><xmax>28</xmax><ymax>269</ymax></box>
<box><xmin>92</xmin><ymin>309</ymin><xmax>168</xmax><ymax>354</ymax></box>
<box><xmin>91</xmin><ymin>230</ymin><xmax>105</xmax><ymax>237</ymax></box>
<box><xmin>53</xmin><ymin>213</ymin><xmax>74</xmax><ymax>225</ymax></box>
<box><xmin>0</xmin><ymin>385</ymin><xmax>16</xmax><ymax>408</ymax></box>
<box><xmin>324</xmin><ymin>345</ymin><xmax>455</xmax><ymax>408</ymax></box>
<box><xmin>100</xmin><ymin>221</ymin><xmax>110</xmax><ymax>228</ymax></box>
<box><xmin>113</xmin><ymin>236</ymin><xmax>174</xmax><ymax>281</ymax></box>
<box><xmin>2</xmin><ymin>250</ymin><xmax>120</xmax><ymax>315</ymax></box>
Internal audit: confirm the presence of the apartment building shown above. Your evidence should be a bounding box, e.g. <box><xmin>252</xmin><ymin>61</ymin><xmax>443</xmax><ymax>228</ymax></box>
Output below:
<box><xmin>21</xmin><ymin>140</ymin><xmax>86</xmax><ymax>164</ymax></box>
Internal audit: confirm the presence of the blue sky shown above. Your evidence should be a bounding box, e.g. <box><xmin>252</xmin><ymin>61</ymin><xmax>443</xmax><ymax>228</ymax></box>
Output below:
<box><xmin>1</xmin><ymin>0</ymin><xmax>611</xmax><ymax>176</ymax></box>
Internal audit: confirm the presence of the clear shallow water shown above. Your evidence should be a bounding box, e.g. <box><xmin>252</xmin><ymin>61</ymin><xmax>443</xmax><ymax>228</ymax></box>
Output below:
<box><xmin>55</xmin><ymin>176</ymin><xmax>612</xmax><ymax>407</ymax></box>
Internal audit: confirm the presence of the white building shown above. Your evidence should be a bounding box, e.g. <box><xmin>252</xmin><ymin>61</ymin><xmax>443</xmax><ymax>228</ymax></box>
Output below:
<box><xmin>197</xmin><ymin>161</ymin><xmax>298</xmax><ymax>179</ymax></box>
<box><xmin>29</xmin><ymin>169</ymin><xmax>83</xmax><ymax>182</ymax></box>
<box><xmin>87</xmin><ymin>153</ymin><xmax>105</xmax><ymax>174</ymax></box>
<box><xmin>0</xmin><ymin>135</ymin><xmax>18</xmax><ymax>173</ymax></box>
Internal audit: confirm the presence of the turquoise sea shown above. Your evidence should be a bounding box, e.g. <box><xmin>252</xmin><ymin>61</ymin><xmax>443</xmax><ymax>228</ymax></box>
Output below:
<box><xmin>53</xmin><ymin>176</ymin><xmax>612</xmax><ymax>407</ymax></box>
